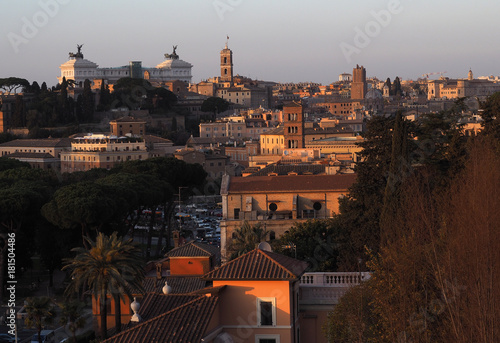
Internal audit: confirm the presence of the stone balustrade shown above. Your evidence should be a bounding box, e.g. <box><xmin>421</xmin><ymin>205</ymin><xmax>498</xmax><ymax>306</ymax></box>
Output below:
<box><xmin>300</xmin><ymin>272</ymin><xmax>371</xmax><ymax>287</ymax></box>
<box><xmin>299</xmin><ymin>272</ymin><xmax>371</xmax><ymax>306</ymax></box>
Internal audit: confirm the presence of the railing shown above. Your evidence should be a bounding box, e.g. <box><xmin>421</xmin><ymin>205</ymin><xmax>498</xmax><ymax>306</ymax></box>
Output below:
<box><xmin>299</xmin><ymin>272</ymin><xmax>371</xmax><ymax>305</ymax></box>
<box><xmin>300</xmin><ymin>272</ymin><xmax>371</xmax><ymax>287</ymax></box>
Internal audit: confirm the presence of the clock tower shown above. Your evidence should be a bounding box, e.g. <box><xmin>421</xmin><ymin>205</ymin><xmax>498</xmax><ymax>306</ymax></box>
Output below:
<box><xmin>220</xmin><ymin>39</ymin><xmax>233</xmax><ymax>83</ymax></box>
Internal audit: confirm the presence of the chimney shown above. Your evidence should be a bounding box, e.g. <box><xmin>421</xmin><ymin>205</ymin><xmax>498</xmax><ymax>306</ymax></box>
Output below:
<box><xmin>156</xmin><ymin>263</ymin><xmax>162</xmax><ymax>280</ymax></box>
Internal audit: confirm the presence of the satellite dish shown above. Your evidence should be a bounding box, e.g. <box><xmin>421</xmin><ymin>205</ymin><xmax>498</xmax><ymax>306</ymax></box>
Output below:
<box><xmin>258</xmin><ymin>242</ymin><xmax>272</xmax><ymax>252</ymax></box>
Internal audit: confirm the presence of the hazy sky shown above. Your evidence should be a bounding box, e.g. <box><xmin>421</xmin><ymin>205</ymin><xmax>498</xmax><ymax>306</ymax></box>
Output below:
<box><xmin>1</xmin><ymin>0</ymin><xmax>499</xmax><ymax>87</ymax></box>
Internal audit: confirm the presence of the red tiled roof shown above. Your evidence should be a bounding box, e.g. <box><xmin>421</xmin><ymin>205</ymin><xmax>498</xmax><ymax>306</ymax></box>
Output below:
<box><xmin>0</xmin><ymin>138</ymin><xmax>72</xmax><ymax>148</ymax></box>
<box><xmin>137</xmin><ymin>293</ymin><xmax>202</xmax><ymax>320</ymax></box>
<box><xmin>143</xmin><ymin>135</ymin><xmax>173</xmax><ymax>144</ymax></box>
<box><xmin>103</xmin><ymin>295</ymin><xmax>219</xmax><ymax>343</ymax></box>
<box><xmin>203</xmin><ymin>248</ymin><xmax>309</xmax><ymax>281</ymax></box>
<box><xmin>143</xmin><ymin>276</ymin><xmax>207</xmax><ymax>294</ymax></box>
<box><xmin>228</xmin><ymin>174</ymin><xmax>356</xmax><ymax>193</ymax></box>
<box><xmin>6</xmin><ymin>152</ymin><xmax>57</xmax><ymax>159</ymax></box>
<box><xmin>249</xmin><ymin>163</ymin><xmax>326</xmax><ymax>177</ymax></box>
<box><xmin>110</xmin><ymin>116</ymin><xmax>147</xmax><ymax>123</ymax></box>
<box><xmin>187</xmin><ymin>136</ymin><xmax>232</xmax><ymax>145</ymax></box>
<box><xmin>166</xmin><ymin>241</ymin><xmax>220</xmax><ymax>258</ymax></box>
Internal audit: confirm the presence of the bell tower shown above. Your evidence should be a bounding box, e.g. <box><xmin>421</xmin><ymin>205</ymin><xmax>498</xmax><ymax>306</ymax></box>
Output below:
<box><xmin>283</xmin><ymin>101</ymin><xmax>305</xmax><ymax>149</ymax></box>
<box><xmin>220</xmin><ymin>38</ymin><xmax>233</xmax><ymax>83</ymax></box>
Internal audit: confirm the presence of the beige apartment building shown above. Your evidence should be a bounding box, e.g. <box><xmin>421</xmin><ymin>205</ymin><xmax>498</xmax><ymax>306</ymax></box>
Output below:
<box><xmin>427</xmin><ymin>70</ymin><xmax>500</xmax><ymax>100</ymax></box>
<box><xmin>60</xmin><ymin>133</ymin><xmax>147</xmax><ymax>173</ymax></box>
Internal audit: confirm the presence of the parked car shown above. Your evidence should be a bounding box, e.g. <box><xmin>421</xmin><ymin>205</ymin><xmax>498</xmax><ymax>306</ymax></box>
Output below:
<box><xmin>30</xmin><ymin>330</ymin><xmax>54</xmax><ymax>343</ymax></box>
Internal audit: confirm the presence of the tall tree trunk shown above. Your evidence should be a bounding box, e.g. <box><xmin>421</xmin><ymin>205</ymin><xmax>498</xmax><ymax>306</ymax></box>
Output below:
<box><xmin>146</xmin><ymin>207</ymin><xmax>155</xmax><ymax>259</ymax></box>
<box><xmin>114</xmin><ymin>295</ymin><xmax>122</xmax><ymax>334</ymax></box>
<box><xmin>155</xmin><ymin>202</ymin><xmax>174</xmax><ymax>256</ymax></box>
<box><xmin>100</xmin><ymin>292</ymin><xmax>108</xmax><ymax>339</ymax></box>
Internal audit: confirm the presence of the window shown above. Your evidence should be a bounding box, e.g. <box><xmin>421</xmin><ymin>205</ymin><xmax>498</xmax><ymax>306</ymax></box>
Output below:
<box><xmin>256</xmin><ymin>337</ymin><xmax>279</xmax><ymax>343</ymax></box>
<box><xmin>257</xmin><ymin>298</ymin><xmax>276</xmax><ymax>327</ymax></box>
<box><xmin>234</xmin><ymin>208</ymin><xmax>240</xmax><ymax>219</ymax></box>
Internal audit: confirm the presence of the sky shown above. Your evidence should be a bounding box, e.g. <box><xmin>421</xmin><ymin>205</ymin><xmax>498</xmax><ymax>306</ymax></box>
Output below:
<box><xmin>1</xmin><ymin>0</ymin><xmax>499</xmax><ymax>87</ymax></box>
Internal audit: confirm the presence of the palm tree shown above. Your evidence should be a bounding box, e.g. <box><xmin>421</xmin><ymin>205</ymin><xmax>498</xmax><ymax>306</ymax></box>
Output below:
<box><xmin>59</xmin><ymin>300</ymin><xmax>87</xmax><ymax>343</ymax></box>
<box><xmin>63</xmin><ymin>232</ymin><xmax>145</xmax><ymax>339</ymax></box>
<box><xmin>24</xmin><ymin>296</ymin><xmax>56</xmax><ymax>343</ymax></box>
<box><xmin>228</xmin><ymin>221</ymin><xmax>269</xmax><ymax>260</ymax></box>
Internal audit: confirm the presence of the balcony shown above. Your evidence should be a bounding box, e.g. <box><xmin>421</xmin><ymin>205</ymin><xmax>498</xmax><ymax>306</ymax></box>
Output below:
<box><xmin>299</xmin><ymin>272</ymin><xmax>371</xmax><ymax>306</ymax></box>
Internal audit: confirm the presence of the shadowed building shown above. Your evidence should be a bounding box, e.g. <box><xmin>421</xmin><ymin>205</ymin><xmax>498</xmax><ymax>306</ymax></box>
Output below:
<box><xmin>219</xmin><ymin>172</ymin><xmax>356</xmax><ymax>260</ymax></box>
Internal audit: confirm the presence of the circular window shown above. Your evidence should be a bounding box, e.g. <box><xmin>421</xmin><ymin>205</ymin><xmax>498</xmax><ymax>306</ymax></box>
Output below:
<box><xmin>313</xmin><ymin>202</ymin><xmax>322</xmax><ymax>211</ymax></box>
<box><xmin>269</xmin><ymin>203</ymin><xmax>278</xmax><ymax>211</ymax></box>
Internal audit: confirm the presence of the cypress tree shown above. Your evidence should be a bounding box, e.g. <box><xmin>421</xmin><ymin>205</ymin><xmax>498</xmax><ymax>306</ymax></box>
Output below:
<box><xmin>385</xmin><ymin>78</ymin><xmax>392</xmax><ymax>96</ymax></box>
<box><xmin>380</xmin><ymin>110</ymin><xmax>410</xmax><ymax>244</ymax></box>
<box><xmin>82</xmin><ymin>79</ymin><xmax>94</xmax><ymax>123</ymax></box>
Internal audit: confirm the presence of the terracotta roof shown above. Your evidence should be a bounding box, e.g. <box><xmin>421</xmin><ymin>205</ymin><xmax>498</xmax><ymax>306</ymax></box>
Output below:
<box><xmin>250</xmin><ymin>163</ymin><xmax>326</xmax><ymax>177</ymax></box>
<box><xmin>5</xmin><ymin>152</ymin><xmax>58</xmax><ymax>159</ymax></box>
<box><xmin>110</xmin><ymin>116</ymin><xmax>147</xmax><ymax>123</ymax></box>
<box><xmin>166</xmin><ymin>241</ymin><xmax>220</xmax><ymax>258</ymax></box>
<box><xmin>284</xmin><ymin>101</ymin><xmax>303</xmax><ymax>107</ymax></box>
<box><xmin>143</xmin><ymin>135</ymin><xmax>173</xmax><ymax>144</ymax></box>
<box><xmin>203</xmin><ymin>248</ymin><xmax>309</xmax><ymax>281</ymax></box>
<box><xmin>304</xmin><ymin>126</ymin><xmax>355</xmax><ymax>135</ymax></box>
<box><xmin>103</xmin><ymin>295</ymin><xmax>218</xmax><ymax>343</ymax></box>
<box><xmin>189</xmin><ymin>285</ymin><xmax>226</xmax><ymax>296</ymax></box>
<box><xmin>137</xmin><ymin>293</ymin><xmax>201</xmax><ymax>320</ymax></box>
<box><xmin>261</xmin><ymin>126</ymin><xmax>284</xmax><ymax>135</ymax></box>
<box><xmin>143</xmin><ymin>276</ymin><xmax>207</xmax><ymax>294</ymax></box>
<box><xmin>186</xmin><ymin>136</ymin><xmax>232</xmax><ymax>145</ymax></box>
<box><xmin>174</xmin><ymin>149</ymin><xmax>203</xmax><ymax>157</ymax></box>
<box><xmin>205</xmin><ymin>154</ymin><xmax>229</xmax><ymax>161</ymax></box>
<box><xmin>0</xmin><ymin>138</ymin><xmax>72</xmax><ymax>148</ymax></box>
<box><xmin>227</xmin><ymin>173</ymin><xmax>356</xmax><ymax>193</ymax></box>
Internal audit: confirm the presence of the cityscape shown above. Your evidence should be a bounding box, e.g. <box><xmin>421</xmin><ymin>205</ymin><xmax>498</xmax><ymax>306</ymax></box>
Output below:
<box><xmin>0</xmin><ymin>1</ymin><xmax>499</xmax><ymax>343</ymax></box>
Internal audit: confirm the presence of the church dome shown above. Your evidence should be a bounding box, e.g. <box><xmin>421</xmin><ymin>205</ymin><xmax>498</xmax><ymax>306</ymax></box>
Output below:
<box><xmin>365</xmin><ymin>89</ymin><xmax>383</xmax><ymax>100</ymax></box>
